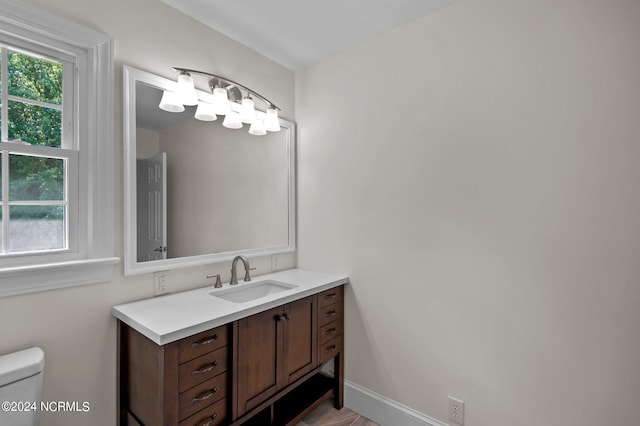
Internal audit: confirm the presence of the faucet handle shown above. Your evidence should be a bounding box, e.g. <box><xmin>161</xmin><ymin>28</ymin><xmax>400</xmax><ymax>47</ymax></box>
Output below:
<box><xmin>243</xmin><ymin>267</ymin><xmax>256</xmax><ymax>282</ymax></box>
<box><xmin>207</xmin><ymin>274</ymin><xmax>222</xmax><ymax>288</ymax></box>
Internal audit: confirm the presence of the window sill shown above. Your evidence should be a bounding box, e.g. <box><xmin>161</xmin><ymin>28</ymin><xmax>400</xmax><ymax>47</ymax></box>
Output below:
<box><xmin>0</xmin><ymin>257</ymin><xmax>120</xmax><ymax>297</ymax></box>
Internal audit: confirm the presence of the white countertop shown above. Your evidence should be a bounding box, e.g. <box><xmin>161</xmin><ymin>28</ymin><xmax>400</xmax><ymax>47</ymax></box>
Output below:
<box><xmin>112</xmin><ymin>268</ymin><xmax>348</xmax><ymax>345</ymax></box>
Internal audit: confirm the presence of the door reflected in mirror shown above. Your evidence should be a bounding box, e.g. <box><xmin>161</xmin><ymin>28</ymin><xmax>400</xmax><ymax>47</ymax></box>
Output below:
<box><xmin>123</xmin><ymin>66</ymin><xmax>295</xmax><ymax>275</ymax></box>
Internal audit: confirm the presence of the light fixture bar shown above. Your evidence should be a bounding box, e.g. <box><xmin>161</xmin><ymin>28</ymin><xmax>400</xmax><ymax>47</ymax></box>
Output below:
<box><xmin>172</xmin><ymin>67</ymin><xmax>281</xmax><ymax>111</ymax></box>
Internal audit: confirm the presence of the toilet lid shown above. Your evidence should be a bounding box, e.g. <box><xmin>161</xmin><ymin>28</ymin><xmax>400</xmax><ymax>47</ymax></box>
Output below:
<box><xmin>0</xmin><ymin>347</ymin><xmax>45</xmax><ymax>387</ymax></box>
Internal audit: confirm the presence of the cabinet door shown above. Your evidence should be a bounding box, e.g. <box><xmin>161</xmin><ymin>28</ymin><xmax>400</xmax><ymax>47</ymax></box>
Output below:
<box><xmin>279</xmin><ymin>296</ymin><xmax>318</xmax><ymax>388</ymax></box>
<box><xmin>236</xmin><ymin>306</ymin><xmax>280</xmax><ymax>417</ymax></box>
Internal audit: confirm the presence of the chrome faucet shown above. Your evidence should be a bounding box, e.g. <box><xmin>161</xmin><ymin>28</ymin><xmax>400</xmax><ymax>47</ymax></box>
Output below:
<box><xmin>230</xmin><ymin>255</ymin><xmax>255</xmax><ymax>285</ymax></box>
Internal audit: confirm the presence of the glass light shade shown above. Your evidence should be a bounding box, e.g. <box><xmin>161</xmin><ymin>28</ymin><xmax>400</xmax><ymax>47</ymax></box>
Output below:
<box><xmin>158</xmin><ymin>90</ymin><xmax>185</xmax><ymax>113</ymax></box>
<box><xmin>265</xmin><ymin>107</ymin><xmax>281</xmax><ymax>132</ymax></box>
<box><xmin>194</xmin><ymin>101</ymin><xmax>217</xmax><ymax>121</ymax></box>
<box><xmin>177</xmin><ymin>73</ymin><xmax>199</xmax><ymax>106</ymax></box>
<box><xmin>248</xmin><ymin>119</ymin><xmax>267</xmax><ymax>136</ymax></box>
<box><xmin>239</xmin><ymin>98</ymin><xmax>256</xmax><ymax>124</ymax></box>
<box><xmin>222</xmin><ymin>111</ymin><xmax>243</xmax><ymax>129</ymax></box>
<box><xmin>212</xmin><ymin>87</ymin><xmax>231</xmax><ymax>115</ymax></box>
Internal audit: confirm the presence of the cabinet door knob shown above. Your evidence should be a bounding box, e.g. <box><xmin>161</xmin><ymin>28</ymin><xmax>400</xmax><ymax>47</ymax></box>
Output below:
<box><xmin>325</xmin><ymin>292</ymin><xmax>337</xmax><ymax>299</ymax></box>
<box><xmin>325</xmin><ymin>344</ymin><xmax>337</xmax><ymax>353</ymax></box>
<box><xmin>324</xmin><ymin>310</ymin><xmax>337</xmax><ymax>317</ymax></box>
<box><xmin>325</xmin><ymin>328</ymin><xmax>337</xmax><ymax>335</ymax></box>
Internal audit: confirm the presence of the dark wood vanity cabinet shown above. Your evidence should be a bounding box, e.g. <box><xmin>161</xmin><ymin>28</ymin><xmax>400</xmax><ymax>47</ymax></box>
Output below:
<box><xmin>118</xmin><ymin>285</ymin><xmax>344</xmax><ymax>426</ymax></box>
<box><xmin>235</xmin><ymin>296</ymin><xmax>317</xmax><ymax>417</ymax></box>
<box><xmin>119</xmin><ymin>324</ymin><xmax>231</xmax><ymax>426</ymax></box>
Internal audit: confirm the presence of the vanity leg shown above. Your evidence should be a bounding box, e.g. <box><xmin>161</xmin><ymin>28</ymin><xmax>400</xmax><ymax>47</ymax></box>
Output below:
<box><xmin>333</xmin><ymin>348</ymin><xmax>344</xmax><ymax>409</ymax></box>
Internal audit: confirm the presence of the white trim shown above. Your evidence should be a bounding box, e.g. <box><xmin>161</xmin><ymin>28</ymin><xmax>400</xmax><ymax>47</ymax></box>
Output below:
<box><xmin>0</xmin><ymin>0</ymin><xmax>109</xmax><ymax>49</ymax></box>
<box><xmin>0</xmin><ymin>0</ymin><xmax>118</xmax><ymax>296</ymax></box>
<box><xmin>345</xmin><ymin>380</ymin><xmax>447</xmax><ymax>426</ymax></box>
<box><xmin>122</xmin><ymin>65</ymin><xmax>295</xmax><ymax>275</ymax></box>
<box><xmin>6</xmin><ymin>93</ymin><xmax>64</xmax><ymax>111</ymax></box>
<box><xmin>0</xmin><ymin>257</ymin><xmax>120</xmax><ymax>297</ymax></box>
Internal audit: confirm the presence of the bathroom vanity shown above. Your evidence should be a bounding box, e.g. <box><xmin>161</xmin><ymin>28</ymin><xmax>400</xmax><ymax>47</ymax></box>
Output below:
<box><xmin>112</xmin><ymin>269</ymin><xmax>347</xmax><ymax>426</ymax></box>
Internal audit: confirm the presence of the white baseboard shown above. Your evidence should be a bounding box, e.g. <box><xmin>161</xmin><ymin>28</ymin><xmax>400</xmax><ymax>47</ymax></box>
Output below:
<box><xmin>344</xmin><ymin>380</ymin><xmax>447</xmax><ymax>426</ymax></box>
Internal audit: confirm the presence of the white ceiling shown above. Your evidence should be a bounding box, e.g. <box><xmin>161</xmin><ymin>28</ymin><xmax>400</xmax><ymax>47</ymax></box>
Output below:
<box><xmin>159</xmin><ymin>0</ymin><xmax>455</xmax><ymax>70</ymax></box>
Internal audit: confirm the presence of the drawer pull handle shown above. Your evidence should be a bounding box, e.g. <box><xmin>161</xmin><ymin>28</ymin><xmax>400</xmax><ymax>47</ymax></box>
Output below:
<box><xmin>325</xmin><ymin>344</ymin><xmax>337</xmax><ymax>353</ymax></box>
<box><xmin>324</xmin><ymin>310</ymin><xmax>337</xmax><ymax>317</ymax></box>
<box><xmin>191</xmin><ymin>387</ymin><xmax>218</xmax><ymax>404</ymax></box>
<box><xmin>196</xmin><ymin>413</ymin><xmax>218</xmax><ymax>426</ymax></box>
<box><xmin>192</xmin><ymin>334</ymin><xmax>218</xmax><ymax>348</ymax></box>
<box><xmin>191</xmin><ymin>360</ymin><xmax>220</xmax><ymax>375</ymax></box>
<box><xmin>325</xmin><ymin>328</ymin><xmax>337</xmax><ymax>335</ymax></box>
<box><xmin>325</xmin><ymin>292</ymin><xmax>337</xmax><ymax>299</ymax></box>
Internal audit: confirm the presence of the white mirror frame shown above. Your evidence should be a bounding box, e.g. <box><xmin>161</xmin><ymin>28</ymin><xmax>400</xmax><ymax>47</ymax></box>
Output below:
<box><xmin>123</xmin><ymin>65</ymin><xmax>296</xmax><ymax>275</ymax></box>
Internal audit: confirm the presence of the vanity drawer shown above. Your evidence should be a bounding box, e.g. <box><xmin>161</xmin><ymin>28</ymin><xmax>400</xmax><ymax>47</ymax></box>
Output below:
<box><xmin>179</xmin><ymin>374</ymin><xmax>227</xmax><ymax>421</ymax></box>
<box><xmin>318</xmin><ymin>302</ymin><xmax>343</xmax><ymax>326</ymax></box>
<box><xmin>318</xmin><ymin>286</ymin><xmax>343</xmax><ymax>308</ymax></box>
<box><xmin>319</xmin><ymin>319</ymin><xmax>343</xmax><ymax>346</ymax></box>
<box><xmin>319</xmin><ymin>336</ymin><xmax>342</xmax><ymax>365</ymax></box>
<box><xmin>179</xmin><ymin>397</ymin><xmax>227</xmax><ymax>426</ymax></box>
<box><xmin>179</xmin><ymin>346</ymin><xmax>229</xmax><ymax>392</ymax></box>
<box><xmin>179</xmin><ymin>325</ymin><xmax>230</xmax><ymax>362</ymax></box>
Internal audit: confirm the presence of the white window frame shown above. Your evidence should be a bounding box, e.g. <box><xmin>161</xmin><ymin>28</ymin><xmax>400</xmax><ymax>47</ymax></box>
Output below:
<box><xmin>0</xmin><ymin>0</ymin><xmax>118</xmax><ymax>296</ymax></box>
<box><xmin>0</xmin><ymin>43</ymin><xmax>78</xmax><ymax>258</ymax></box>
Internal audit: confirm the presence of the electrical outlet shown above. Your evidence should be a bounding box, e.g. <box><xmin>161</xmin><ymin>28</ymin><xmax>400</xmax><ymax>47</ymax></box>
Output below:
<box><xmin>448</xmin><ymin>396</ymin><xmax>464</xmax><ymax>425</ymax></box>
<box><xmin>153</xmin><ymin>271</ymin><xmax>170</xmax><ymax>295</ymax></box>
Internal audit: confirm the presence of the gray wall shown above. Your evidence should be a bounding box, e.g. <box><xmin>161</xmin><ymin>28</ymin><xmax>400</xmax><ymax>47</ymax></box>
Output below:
<box><xmin>296</xmin><ymin>0</ymin><xmax>640</xmax><ymax>424</ymax></box>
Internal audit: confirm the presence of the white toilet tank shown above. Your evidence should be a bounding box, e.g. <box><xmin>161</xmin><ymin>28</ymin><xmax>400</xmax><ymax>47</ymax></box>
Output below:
<box><xmin>0</xmin><ymin>347</ymin><xmax>45</xmax><ymax>426</ymax></box>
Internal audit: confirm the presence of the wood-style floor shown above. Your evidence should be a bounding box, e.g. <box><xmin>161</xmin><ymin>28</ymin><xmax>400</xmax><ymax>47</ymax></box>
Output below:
<box><xmin>297</xmin><ymin>400</ymin><xmax>379</xmax><ymax>426</ymax></box>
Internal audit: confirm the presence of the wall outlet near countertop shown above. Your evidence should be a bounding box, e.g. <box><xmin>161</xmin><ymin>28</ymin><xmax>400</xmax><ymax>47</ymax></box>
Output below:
<box><xmin>448</xmin><ymin>396</ymin><xmax>464</xmax><ymax>425</ymax></box>
<box><xmin>153</xmin><ymin>271</ymin><xmax>170</xmax><ymax>295</ymax></box>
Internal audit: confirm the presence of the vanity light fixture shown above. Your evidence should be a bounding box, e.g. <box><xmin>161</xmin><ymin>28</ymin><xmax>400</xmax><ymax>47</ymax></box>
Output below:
<box><xmin>194</xmin><ymin>98</ymin><xmax>217</xmax><ymax>121</ymax></box>
<box><xmin>211</xmin><ymin>86</ymin><xmax>231</xmax><ymax>115</ymax></box>
<box><xmin>248</xmin><ymin>119</ymin><xmax>267</xmax><ymax>136</ymax></box>
<box><xmin>239</xmin><ymin>96</ymin><xmax>256</xmax><ymax>124</ymax></box>
<box><xmin>158</xmin><ymin>67</ymin><xmax>281</xmax><ymax>135</ymax></box>
<box><xmin>223</xmin><ymin>111</ymin><xmax>243</xmax><ymax>129</ymax></box>
<box><xmin>176</xmin><ymin>71</ymin><xmax>199</xmax><ymax>106</ymax></box>
<box><xmin>158</xmin><ymin>90</ymin><xmax>185</xmax><ymax>113</ymax></box>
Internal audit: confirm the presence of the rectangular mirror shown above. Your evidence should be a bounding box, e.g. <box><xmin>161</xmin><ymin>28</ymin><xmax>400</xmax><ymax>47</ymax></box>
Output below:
<box><xmin>123</xmin><ymin>65</ymin><xmax>295</xmax><ymax>275</ymax></box>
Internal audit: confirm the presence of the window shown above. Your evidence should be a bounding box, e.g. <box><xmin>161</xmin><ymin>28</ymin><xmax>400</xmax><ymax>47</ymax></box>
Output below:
<box><xmin>0</xmin><ymin>45</ymin><xmax>77</xmax><ymax>256</ymax></box>
<box><xmin>0</xmin><ymin>0</ymin><xmax>117</xmax><ymax>296</ymax></box>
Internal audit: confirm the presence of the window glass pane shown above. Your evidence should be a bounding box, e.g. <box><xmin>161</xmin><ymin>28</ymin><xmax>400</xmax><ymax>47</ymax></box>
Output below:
<box><xmin>8</xmin><ymin>101</ymin><xmax>62</xmax><ymax>147</ymax></box>
<box><xmin>9</xmin><ymin>205</ymin><xmax>65</xmax><ymax>253</ymax></box>
<box><xmin>8</xmin><ymin>50</ymin><xmax>62</xmax><ymax>105</ymax></box>
<box><xmin>9</xmin><ymin>154</ymin><xmax>64</xmax><ymax>201</ymax></box>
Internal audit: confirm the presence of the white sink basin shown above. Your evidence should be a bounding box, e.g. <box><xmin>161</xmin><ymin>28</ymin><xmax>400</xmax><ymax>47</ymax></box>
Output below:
<box><xmin>211</xmin><ymin>280</ymin><xmax>297</xmax><ymax>303</ymax></box>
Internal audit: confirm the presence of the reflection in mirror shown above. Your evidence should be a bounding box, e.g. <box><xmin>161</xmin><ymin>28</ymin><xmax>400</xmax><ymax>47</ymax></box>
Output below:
<box><xmin>123</xmin><ymin>66</ymin><xmax>295</xmax><ymax>275</ymax></box>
